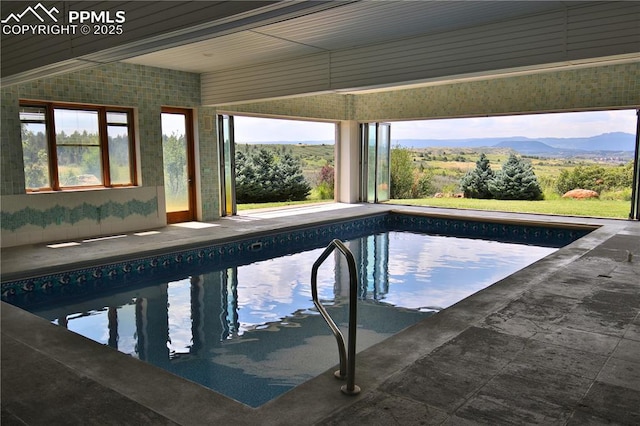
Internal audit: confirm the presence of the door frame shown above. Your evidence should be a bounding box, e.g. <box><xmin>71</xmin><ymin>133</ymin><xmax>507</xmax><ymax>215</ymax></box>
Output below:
<box><xmin>162</xmin><ymin>107</ymin><xmax>196</xmax><ymax>224</ymax></box>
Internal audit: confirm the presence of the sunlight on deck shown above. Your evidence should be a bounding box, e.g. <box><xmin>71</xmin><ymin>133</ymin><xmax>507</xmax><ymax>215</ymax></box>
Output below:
<box><xmin>239</xmin><ymin>203</ymin><xmax>362</xmax><ymax>219</ymax></box>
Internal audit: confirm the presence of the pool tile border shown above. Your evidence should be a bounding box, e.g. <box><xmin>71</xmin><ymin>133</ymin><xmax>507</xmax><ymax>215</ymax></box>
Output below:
<box><xmin>1</xmin><ymin>213</ymin><xmax>592</xmax><ymax>307</ymax></box>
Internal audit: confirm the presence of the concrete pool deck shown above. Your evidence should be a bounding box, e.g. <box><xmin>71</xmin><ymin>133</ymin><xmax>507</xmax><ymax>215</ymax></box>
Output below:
<box><xmin>2</xmin><ymin>204</ymin><xmax>639</xmax><ymax>425</ymax></box>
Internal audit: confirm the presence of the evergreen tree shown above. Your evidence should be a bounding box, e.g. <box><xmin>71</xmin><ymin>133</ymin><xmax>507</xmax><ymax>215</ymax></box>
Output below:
<box><xmin>488</xmin><ymin>154</ymin><xmax>543</xmax><ymax>200</ymax></box>
<box><xmin>235</xmin><ymin>148</ymin><xmax>310</xmax><ymax>203</ymax></box>
<box><xmin>459</xmin><ymin>153</ymin><xmax>494</xmax><ymax>198</ymax></box>
<box><xmin>279</xmin><ymin>153</ymin><xmax>311</xmax><ymax>201</ymax></box>
<box><xmin>235</xmin><ymin>151</ymin><xmax>262</xmax><ymax>201</ymax></box>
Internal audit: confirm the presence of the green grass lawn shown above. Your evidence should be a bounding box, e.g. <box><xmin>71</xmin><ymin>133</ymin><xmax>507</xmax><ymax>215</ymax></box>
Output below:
<box><xmin>386</xmin><ymin>197</ymin><xmax>631</xmax><ymax>219</ymax></box>
<box><xmin>238</xmin><ymin>197</ymin><xmax>631</xmax><ymax>218</ymax></box>
<box><xmin>239</xmin><ymin>197</ymin><xmax>630</xmax><ymax>218</ymax></box>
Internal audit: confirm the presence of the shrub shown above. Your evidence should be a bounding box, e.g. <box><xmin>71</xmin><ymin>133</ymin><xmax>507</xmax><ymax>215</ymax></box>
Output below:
<box><xmin>604</xmin><ymin>162</ymin><xmax>634</xmax><ymax>189</ymax></box>
<box><xmin>413</xmin><ymin>169</ymin><xmax>434</xmax><ymax>198</ymax></box>
<box><xmin>555</xmin><ymin>165</ymin><xmax>606</xmax><ymax>194</ymax></box>
<box><xmin>555</xmin><ymin>162</ymin><xmax>633</xmax><ymax>195</ymax></box>
<box><xmin>390</xmin><ymin>146</ymin><xmax>434</xmax><ymax>199</ymax></box>
<box><xmin>315</xmin><ymin>163</ymin><xmax>335</xmax><ymax>199</ymax></box>
<box><xmin>390</xmin><ymin>146</ymin><xmax>415</xmax><ymax>198</ymax></box>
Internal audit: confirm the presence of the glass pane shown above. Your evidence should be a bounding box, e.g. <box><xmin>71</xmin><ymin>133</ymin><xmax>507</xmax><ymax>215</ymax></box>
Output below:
<box><xmin>21</xmin><ymin>122</ymin><xmax>51</xmax><ymax>190</ymax></box>
<box><xmin>162</xmin><ymin>113</ymin><xmax>189</xmax><ymax>213</ymax></box>
<box><xmin>222</xmin><ymin>116</ymin><xmax>235</xmax><ymax>216</ymax></box>
<box><xmin>54</xmin><ymin>108</ymin><xmax>103</xmax><ymax>186</ymax></box>
<box><xmin>57</xmin><ymin>145</ymin><xmax>103</xmax><ymax>186</ymax></box>
<box><xmin>54</xmin><ymin>109</ymin><xmax>99</xmax><ymax>145</ymax></box>
<box><xmin>108</xmin><ymin>125</ymin><xmax>132</xmax><ymax>185</ymax></box>
<box><xmin>376</xmin><ymin>124</ymin><xmax>390</xmax><ymax>202</ymax></box>
<box><xmin>20</xmin><ymin>106</ymin><xmax>46</xmax><ymax>121</ymax></box>
<box><xmin>106</xmin><ymin>111</ymin><xmax>128</xmax><ymax>124</ymax></box>
<box><xmin>367</xmin><ymin>124</ymin><xmax>377</xmax><ymax>202</ymax></box>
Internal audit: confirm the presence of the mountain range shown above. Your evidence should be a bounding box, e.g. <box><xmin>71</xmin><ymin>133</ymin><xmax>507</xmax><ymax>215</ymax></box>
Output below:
<box><xmin>393</xmin><ymin>132</ymin><xmax>635</xmax><ymax>153</ymax></box>
<box><xmin>240</xmin><ymin>132</ymin><xmax>635</xmax><ymax>154</ymax></box>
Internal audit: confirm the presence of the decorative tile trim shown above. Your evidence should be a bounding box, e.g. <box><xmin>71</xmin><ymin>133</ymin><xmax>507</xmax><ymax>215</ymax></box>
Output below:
<box><xmin>1</xmin><ymin>197</ymin><xmax>158</xmax><ymax>231</ymax></box>
<box><xmin>1</xmin><ymin>213</ymin><xmax>590</xmax><ymax>307</ymax></box>
<box><xmin>385</xmin><ymin>213</ymin><xmax>592</xmax><ymax>247</ymax></box>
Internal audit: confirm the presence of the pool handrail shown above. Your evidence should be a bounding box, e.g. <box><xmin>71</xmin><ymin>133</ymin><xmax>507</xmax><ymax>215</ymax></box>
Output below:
<box><xmin>310</xmin><ymin>238</ymin><xmax>361</xmax><ymax>395</ymax></box>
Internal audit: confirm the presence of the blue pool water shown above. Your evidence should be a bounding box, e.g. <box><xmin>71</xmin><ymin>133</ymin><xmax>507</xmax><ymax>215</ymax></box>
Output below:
<box><xmin>26</xmin><ymin>230</ymin><xmax>557</xmax><ymax>407</ymax></box>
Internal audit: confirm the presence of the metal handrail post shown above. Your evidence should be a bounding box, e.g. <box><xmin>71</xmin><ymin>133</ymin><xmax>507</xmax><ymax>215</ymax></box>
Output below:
<box><xmin>310</xmin><ymin>239</ymin><xmax>361</xmax><ymax>395</ymax></box>
<box><xmin>311</xmin><ymin>245</ymin><xmax>347</xmax><ymax>378</ymax></box>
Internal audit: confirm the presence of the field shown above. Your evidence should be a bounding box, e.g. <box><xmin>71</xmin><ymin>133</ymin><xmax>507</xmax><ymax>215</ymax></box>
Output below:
<box><xmin>395</xmin><ymin>146</ymin><xmax>634</xmax><ymax>218</ymax></box>
<box><xmin>235</xmin><ymin>143</ymin><xmax>633</xmax><ymax>219</ymax></box>
<box><xmin>407</xmin><ymin>147</ymin><xmax>614</xmax><ymax>188</ymax></box>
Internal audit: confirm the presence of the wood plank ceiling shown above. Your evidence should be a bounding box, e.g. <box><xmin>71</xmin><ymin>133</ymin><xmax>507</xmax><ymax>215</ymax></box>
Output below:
<box><xmin>123</xmin><ymin>1</ymin><xmax>575</xmax><ymax>74</ymax></box>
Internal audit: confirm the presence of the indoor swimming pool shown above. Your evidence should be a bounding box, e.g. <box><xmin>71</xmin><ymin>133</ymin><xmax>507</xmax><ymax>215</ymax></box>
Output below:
<box><xmin>1</xmin><ymin>213</ymin><xmax>592</xmax><ymax>407</ymax></box>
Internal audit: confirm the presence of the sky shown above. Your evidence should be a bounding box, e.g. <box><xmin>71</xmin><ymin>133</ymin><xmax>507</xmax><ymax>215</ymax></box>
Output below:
<box><xmin>234</xmin><ymin>116</ymin><xmax>336</xmax><ymax>143</ymax></box>
<box><xmin>232</xmin><ymin>109</ymin><xmax>637</xmax><ymax>142</ymax></box>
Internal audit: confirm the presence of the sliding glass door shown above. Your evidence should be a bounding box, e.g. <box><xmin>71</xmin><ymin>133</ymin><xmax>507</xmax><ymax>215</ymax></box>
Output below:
<box><xmin>361</xmin><ymin>123</ymin><xmax>391</xmax><ymax>203</ymax></box>
<box><xmin>218</xmin><ymin>115</ymin><xmax>236</xmax><ymax>216</ymax></box>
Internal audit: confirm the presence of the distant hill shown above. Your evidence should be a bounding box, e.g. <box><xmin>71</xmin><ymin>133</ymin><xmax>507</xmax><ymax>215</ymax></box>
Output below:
<box><xmin>493</xmin><ymin>140</ymin><xmax>560</xmax><ymax>154</ymax></box>
<box><xmin>537</xmin><ymin>132</ymin><xmax>633</xmax><ymax>151</ymax></box>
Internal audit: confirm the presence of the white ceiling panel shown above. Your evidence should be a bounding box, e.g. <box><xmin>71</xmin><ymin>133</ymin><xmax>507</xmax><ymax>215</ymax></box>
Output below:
<box><xmin>123</xmin><ymin>30</ymin><xmax>325</xmax><ymax>73</ymax></box>
<box><xmin>124</xmin><ymin>1</ymin><xmax>576</xmax><ymax>74</ymax></box>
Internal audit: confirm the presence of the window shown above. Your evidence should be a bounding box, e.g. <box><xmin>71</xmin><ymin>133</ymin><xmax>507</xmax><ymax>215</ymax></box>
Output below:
<box><xmin>20</xmin><ymin>102</ymin><xmax>136</xmax><ymax>191</ymax></box>
<box><xmin>20</xmin><ymin>106</ymin><xmax>51</xmax><ymax>189</ymax></box>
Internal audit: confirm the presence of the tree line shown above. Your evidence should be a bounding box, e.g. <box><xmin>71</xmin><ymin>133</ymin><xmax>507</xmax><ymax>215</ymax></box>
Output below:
<box><xmin>21</xmin><ymin>127</ymin><xmax>131</xmax><ymax>188</ymax></box>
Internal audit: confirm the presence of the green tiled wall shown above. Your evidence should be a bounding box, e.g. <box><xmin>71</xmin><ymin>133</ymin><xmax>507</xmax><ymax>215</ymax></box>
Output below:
<box><xmin>197</xmin><ymin>107</ymin><xmax>220</xmax><ymax>220</ymax></box>
<box><xmin>2</xmin><ymin>62</ymin><xmax>202</xmax><ymax>192</ymax></box>
<box><xmin>353</xmin><ymin>63</ymin><xmax>640</xmax><ymax>121</ymax></box>
<box><xmin>1</xmin><ymin>62</ymin><xmax>220</xmax><ymax>238</ymax></box>
<box><xmin>220</xmin><ymin>93</ymin><xmax>352</xmax><ymax>120</ymax></box>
